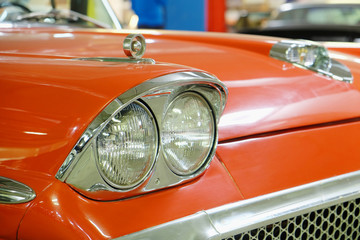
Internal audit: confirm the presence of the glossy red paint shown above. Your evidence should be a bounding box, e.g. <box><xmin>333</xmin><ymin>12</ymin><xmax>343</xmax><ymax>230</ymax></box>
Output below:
<box><xmin>2</xmin><ymin>27</ymin><xmax>360</xmax><ymax>239</ymax></box>
<box><xmin>0</xmin><ymin>55</ymin><xmax>195</xmax><ymax>176</ymax></box>
<box><xmin>2</xmin><ymin>29</ymin><xmax>360</xmax><ymax>143</ymax></box>
<box><xmin>0</xmin><ymin>50</ymin><xmax>211</xmax><ymax>239</ymax></box>
<box><xmin>218</xmin><ymin>72</ymin><xmax>360</xmax><ymax>141</ymax></box>
<box><xmin>16</xmin><ymin>157</ymin><xmax>242</xmax><ymax>240</ymax></box>
<box><xmin>0</xmin><ymin>203</ymin><xmax>30</xmax><ymax>239</ymax></box>
<box><xmin>0</xmin><ymin>168</ymin><xmax>53</xmax><ymax>239</ymax></box>
<box><xmin>0</xmin><ymin>28</ymin><xmax>276</xmax><ymax>58</ymax></box>
<box><xmin>324</xmin><ymin>42</ymin><xmax>360</xmax><ymax>58</ymax></box>
<box><xmin>217</xmin><ymin>121</ymin><xmax>360</xmax><ymax>199</ymax></box>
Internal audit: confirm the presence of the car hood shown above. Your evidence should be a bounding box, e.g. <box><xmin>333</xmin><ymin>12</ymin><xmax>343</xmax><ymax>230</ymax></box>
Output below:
<box><xmin>1</xmin><ymin>28</ymin><xmax>360</xmax><ymax>173</ymax></box>
<box><xmin>0</xmin><ymin>50</ymin><xmax>197</xmax><ymax>176</ymax></box>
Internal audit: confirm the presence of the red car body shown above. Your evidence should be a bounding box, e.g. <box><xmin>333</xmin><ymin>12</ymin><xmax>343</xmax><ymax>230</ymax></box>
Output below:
<box><xmin>2</xmin><ymin>27</ymin><xmax>360</xmax><ymax>239</ymax></box>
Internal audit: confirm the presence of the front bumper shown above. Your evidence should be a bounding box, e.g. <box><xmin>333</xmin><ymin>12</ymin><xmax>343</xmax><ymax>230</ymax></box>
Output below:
<box><xmin>116</xmin><ymin>170</ymin><xmax>360</xmax><ymax>239</ymax></box>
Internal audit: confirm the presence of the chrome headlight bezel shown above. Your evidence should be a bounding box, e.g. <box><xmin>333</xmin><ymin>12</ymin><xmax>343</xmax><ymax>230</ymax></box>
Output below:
<box><xmin>56</xmin><ymin>71</ymin><xmax>227</xmax><ymax>201</ymax></box>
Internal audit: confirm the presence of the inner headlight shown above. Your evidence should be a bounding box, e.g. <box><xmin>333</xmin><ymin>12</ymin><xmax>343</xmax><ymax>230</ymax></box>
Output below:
<box><xmin>161</xmin><ymin>92</ymin><xmax>215</xmax><ymax>176</ymax></box>
<box><xmin>96</xmin><ymin>101</ymin><xmax>157</xmax><ymax>190</ymax></box>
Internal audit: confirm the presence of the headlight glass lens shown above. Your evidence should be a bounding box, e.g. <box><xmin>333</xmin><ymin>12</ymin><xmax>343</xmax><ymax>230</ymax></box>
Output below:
<box><xmin>161</xmin><ymin>92</ymin><xmax>215</xmax><ymax>176</ymax></box>
<box><xmin>96</xmin><ymin>102</ymin><xmax>157</xmax><ymax>190</ymax></box>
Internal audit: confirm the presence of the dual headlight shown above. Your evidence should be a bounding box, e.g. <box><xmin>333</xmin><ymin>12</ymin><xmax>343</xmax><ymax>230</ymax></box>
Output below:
<box><xmin>97</xmin><ymin>92</ymin><xmax>214</xmax><ymax>190</ymax></box>
<box><xmin>56</xmin><ymin>72</ymin><xmax>227</xmax><ymax>200</ymax></box>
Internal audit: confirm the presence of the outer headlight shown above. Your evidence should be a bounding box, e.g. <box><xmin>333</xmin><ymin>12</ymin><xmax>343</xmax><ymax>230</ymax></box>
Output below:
<box><xmin>56</xmin><ymin>71</ymin><xmax>227</xmax><ymax>201</ymax></box>
<box><xmin>162</xmin><ymin>92</ymin><xmax>214</xmax><ymax>176</ymax></box>
<box><xmin>96</xmin><ymin>101</ymin><xmax>157</xmax><ymax>190</ymax></box>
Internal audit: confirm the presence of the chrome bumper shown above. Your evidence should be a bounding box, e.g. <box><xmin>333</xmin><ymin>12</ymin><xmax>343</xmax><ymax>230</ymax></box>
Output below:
<box><xmin>115</xmin><ymin>170</ymin><xmax>360</xmax><ymax>239</ymax></box>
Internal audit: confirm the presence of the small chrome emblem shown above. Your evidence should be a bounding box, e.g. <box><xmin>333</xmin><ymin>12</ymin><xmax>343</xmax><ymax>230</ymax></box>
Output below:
<box><xmin>123</xmin><ymin>34</ymin><xmax>146</xmax><ymax>59</ymax></box>
<box><xmin>73</xmin><ymin>33</ymin><xmax>154</xmax><ymax>64</ymax></box>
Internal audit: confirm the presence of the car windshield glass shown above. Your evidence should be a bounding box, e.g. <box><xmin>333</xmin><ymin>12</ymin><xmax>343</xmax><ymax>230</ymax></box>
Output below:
<box><xmin>0</xmin><ymin>0</ymin><xmax>121</xmax><ymax>29</ymax></box>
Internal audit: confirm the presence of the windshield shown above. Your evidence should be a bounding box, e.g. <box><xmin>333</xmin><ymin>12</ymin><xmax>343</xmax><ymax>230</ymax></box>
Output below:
<box><xmin>0</xmin><ymin>0</ymin><xmax>122</xmax><ymax>29</ymax></box>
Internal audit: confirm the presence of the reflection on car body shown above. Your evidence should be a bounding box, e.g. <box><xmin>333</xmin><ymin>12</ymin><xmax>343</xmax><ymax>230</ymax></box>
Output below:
<box><xmin>2</xmin><ymin>0</ymin><xmax>360</xmax><ymax>239</ymax></box>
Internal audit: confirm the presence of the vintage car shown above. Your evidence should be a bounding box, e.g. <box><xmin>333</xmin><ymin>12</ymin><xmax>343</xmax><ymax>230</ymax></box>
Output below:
<box><xmin>241</xmin><ymin>2</ymin><xmax>360</xmax><ymax>42</ymax></box>
<box><xmin>2</xmin><ymin>1</ymin><xmax>360</xmax><ymax>240</ymax></box>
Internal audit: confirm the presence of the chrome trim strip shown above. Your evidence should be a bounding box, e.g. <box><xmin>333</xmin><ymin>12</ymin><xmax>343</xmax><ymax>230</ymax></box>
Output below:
<box><xmin>74</xmin><ymin>57</ymin><xmax>155</xmax><ymax>64</ymax></box>
<box><xmin>0</xmin><ymin>176</ymin><xmax>36</xmax><ymax>204</ymax></box>
<box><xmin>56</xmin><ymin>99</ymin><xmax>123</xmax><ymax>180</ymax></box>
<box><xmin>114</xmin><ymin>170</ymin><xmax>360</xmax><ymax>239</ymax></box>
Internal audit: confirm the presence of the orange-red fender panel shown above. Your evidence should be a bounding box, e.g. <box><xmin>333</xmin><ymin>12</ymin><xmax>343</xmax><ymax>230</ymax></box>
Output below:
<box><xmin>17</xmin><ymin>157</ymin><xmax>242</xmax><ymax>240</ymax></box>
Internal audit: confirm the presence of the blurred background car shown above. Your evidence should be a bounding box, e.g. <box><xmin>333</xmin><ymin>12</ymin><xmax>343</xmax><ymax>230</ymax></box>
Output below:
<box><xmin>240</xmin><ymin>2</ymin><xmax>360</xmax><ymax>42</ymax></box>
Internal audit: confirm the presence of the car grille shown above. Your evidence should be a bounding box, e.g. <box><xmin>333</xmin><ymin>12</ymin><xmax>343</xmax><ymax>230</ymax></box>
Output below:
<box><xmin>223</xmin><ymin>198</ymin><xmax>360</xmax><ymax>240</ymax></box>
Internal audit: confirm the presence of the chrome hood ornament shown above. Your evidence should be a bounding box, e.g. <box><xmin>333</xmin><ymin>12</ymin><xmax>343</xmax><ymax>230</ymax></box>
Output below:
<box><xmin>74</xmin><ymin>34</ymin><xmax>154</xmax><ymax>64</ymax></box>
<box><xmin>123</xmin><ymin>34</ymin><xmax>146</xmax><ymax>59</ymax></box>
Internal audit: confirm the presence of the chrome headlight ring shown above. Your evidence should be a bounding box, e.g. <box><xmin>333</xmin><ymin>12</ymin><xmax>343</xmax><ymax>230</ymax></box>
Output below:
<box><xmin>56</xmin><ymin>71</ymin><xmax>227</xmax><ymax>201</ymax></box>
